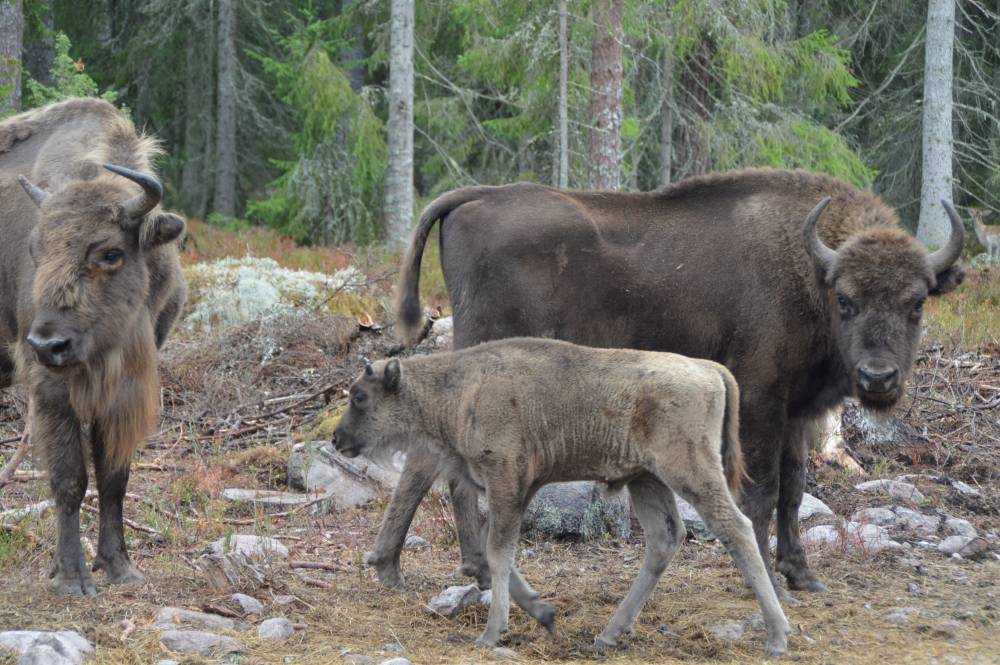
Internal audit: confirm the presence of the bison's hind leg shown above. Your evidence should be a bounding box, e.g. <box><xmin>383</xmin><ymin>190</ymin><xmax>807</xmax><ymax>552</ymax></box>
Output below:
<box><xmin>669</xmin><ymin>472</ymin><xmax>790</xmax><ymax>656</ymax></box>
<box><xmin>90</xmin><ymin>420</ymin><xmax>144</xmax><ymax>585</ymax></box>
<box><xmin>477</xmin><ymin>492</ymin><xmax>524</xmax><ymax>647</ymax></box>
<box><xmin>594</xmin><ymin>474</ymin><xmax>684</xmax><ymax>649</ymax></box>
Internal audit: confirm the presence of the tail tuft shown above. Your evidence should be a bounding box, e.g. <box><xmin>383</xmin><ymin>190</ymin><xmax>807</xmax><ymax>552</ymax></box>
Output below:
<box><xmin>718</xmin><ymin>366</ymin><xmax>747</xmax><ymax>498</ymax></box>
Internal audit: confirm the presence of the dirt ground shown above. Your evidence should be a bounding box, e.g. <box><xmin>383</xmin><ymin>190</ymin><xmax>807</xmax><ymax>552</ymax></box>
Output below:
<box><xmin>1</xmin><ymin>281</ymin><xmax>999</xmax><ymax>664</ymax></box>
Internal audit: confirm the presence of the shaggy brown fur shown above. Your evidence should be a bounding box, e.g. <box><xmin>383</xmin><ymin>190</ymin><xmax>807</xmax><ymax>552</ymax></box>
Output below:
<box><xmin>379</xmin><ymin>168</ymin><xmax>965</xmax><ymax>597</ymax></box>
<box><xmin>0</xmin><ymin>98</ymin><xmax>186</xmax><ymax>596</ymax></box>
<box><xmin>334</xmin><ymin>339</ymin><xmax>789</xmax><ymax>656</ymax></box>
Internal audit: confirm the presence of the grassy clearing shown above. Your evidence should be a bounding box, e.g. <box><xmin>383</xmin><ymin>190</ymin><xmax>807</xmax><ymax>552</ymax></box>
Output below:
<box><xmin>924</xmin><ymin>265</ymin><xmax>1000</xmax><ymax>352</ymax></box>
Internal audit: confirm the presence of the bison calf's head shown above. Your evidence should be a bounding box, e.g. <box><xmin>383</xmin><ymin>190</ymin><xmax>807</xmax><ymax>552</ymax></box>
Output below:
<box><xmin>333</xmin><ymin>359</ymin><xmax>408</xmax><ymax>461</ymax></box>
<box><xmin>804</xmin><ymin>197</ymin><xmax>965</xmax><ymax>410</ymax></box>
<box><xmin>18</xmin><ymin>164</ymin><xmax>185</xmax><ymax>371</ymax></box>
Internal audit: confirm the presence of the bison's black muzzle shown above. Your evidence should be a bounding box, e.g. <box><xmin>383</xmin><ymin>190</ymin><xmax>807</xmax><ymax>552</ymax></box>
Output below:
<box><xmin>857</xmin><ymin>362</ymin><xmax>899</xmax><ymax>395</ymax></box>
<box><xmin>26</xmin><ymin>332</ymin><xmax>76</xmax><ymax>368</ymax></box>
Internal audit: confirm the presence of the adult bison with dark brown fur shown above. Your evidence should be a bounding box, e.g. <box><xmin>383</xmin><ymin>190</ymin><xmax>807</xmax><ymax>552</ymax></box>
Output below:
<box><xmin>369</xmin><ymin>168</ymin><xmax>964</xmax><ymax>596</ymax></box>
<box><xmin>0</xmin><ymin>98</ymin><xmax>187</xmax><ymax>596</ymax></box>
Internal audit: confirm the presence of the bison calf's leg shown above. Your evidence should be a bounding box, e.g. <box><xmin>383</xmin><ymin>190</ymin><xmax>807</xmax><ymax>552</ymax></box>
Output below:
<box><xmin>477</xmin><ymin>496</ymin><xmax>522</xmax><ymax>647</ymax></box>
<box><xmin>451</xmin><ymin>476</ymin><xmax>489</xmax><ymax>588</ymax></box>
<box><xmin>90</xmin><ymin>421</ymin><xmax>144</xmax><ymax>585</ymax></box>
<box><xmin>776</xmin><ymin>418</ymin><xmax>827</xmax><ymax>592</ymax></box>
<box><xmin>35</xmin><ymin>385</ymin><xmax>96</xmax><ymax>596</ymax></box>
<box><xmin>365</xmin><ymin>444</ymin><xmax>439</xmax><ymax>589</ymax></box>
<box><xmin>595</xmin><ymin>475</ymin><xmax>685</xmax><ymax>648</ymax></box>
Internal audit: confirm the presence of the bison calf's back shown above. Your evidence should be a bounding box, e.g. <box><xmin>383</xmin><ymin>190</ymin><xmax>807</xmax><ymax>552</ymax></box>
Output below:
<box><xmin>333</xmin><ymin>338</ymin><xmax>790</xmax><ymax>656</ymax></box>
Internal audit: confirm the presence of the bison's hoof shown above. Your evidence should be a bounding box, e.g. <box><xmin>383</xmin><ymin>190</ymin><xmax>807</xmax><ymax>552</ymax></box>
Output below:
<box><xmin>93</xmin><ymin>556</ymin><xmax>145</xmax><ymax>585</ymax></box>
<box><xmin>593</xmin><ymin>634</ymin><xmax>618</xmax><ymax>649</ymax></box>
<box><xmin>536</xmin><ymin>604</ymin><xmax>556</xmax><ymax>635</ymax></box>
<box><xmin>786</xmin><ymin>574</ymin><xmax>828</xmax><ymax>593</ymax></box>
<box><xmin>365</xmin><ymin>551</ymin><xmax>406</xmax><ymax>590</ymax></box>
<box><xmin>50</xmin><ymin>559</ymin><xmax>97</xmax><ymax>597</ymax></box>
<box><xmin>764</xmin><ymin>640</ymin><xmax>788</xmax><ymax>658</ymax></box>
<box><xmin>459</xmin><ymin>561</ymin><xmax>491</xmax><ymax>590</ymax></box>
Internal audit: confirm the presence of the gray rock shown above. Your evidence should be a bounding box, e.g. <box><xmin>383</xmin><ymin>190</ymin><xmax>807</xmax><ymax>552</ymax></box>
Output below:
<box><xmin>222</xmin><ymin>488</ymin><xmax>328</xmax><ymax>510</ymax></box>
<box><xmin>231</xmin><ymin>593</ymin><xmax>264</xmax><ymax>615</ymax></box>
<box><xmin>159</xmin><ymin>630</ymin><xmax>244</xmax><ymax>656</ymax></box>
<box><xmin>383</xmin><ymin>643</ymin><xmax>405</xmax><ymax>652</ymax></box>
<box><xmin>854</xmin><ymin>479</ymin><xmax>924</xmax><ymax>503</ymax></box>
<box><xmin>287</xmin><ymin>442</ymin><xmax>398</xmax><ymax>510</ymax></box>
<box><xmin>0</xmin><ymin>500</ymin><xmax>52</xmax><ymax>528</ymax></box>
<box><xmin>886</xmin><ymin>608</ymin><xmax>915</xmax><ymax>625</ymax></box>
<box><xmin>950</xmin><ymin>480</ymin><xmax>981</xmax><ymax>497</ymax></box>
<box><xmin>847</xmin><ymin>521</ymin><xmax>903</xmax><ymax>553</ymax></box>
<box><xmin>0</xmin><ymin>631</ymin><xmax>93</xmax><ymax>665</ymax></box>
<box><xmin>18</xmin><ymin>645</ymin><xmax>76</xmax><ymax>665</ymax></box>
<box><xmin>344</xmin><ymin>656</ymin><xmax>376</xmax><ymax>665</ymax></box>
<box><xmin>154</xmin><ymin>607</ymin><xmax>249</xmax><ymax>631</ymax></box>
<box><xmin>258</xmin><ymin>618</ymin><xmax>295</xmax><ymax>643</ymax></box>
<box><xmin>491</xmin><ymin>647</ymin><xmax>518</xmax><ymax>660</ymax></box>
<box><xmin>524</xmin><ymin>481</ymin><xmax>630</xmax><ymax>540</ymax></box>
<box><xmin>851</xmin><ymin>507</ymin><xmax>897</xmax><ymax>526</ymax></box>
<box><xmin>710</xmin><ymin>622</ymin><xmax>744</xmax><ymax>641</ymax></box>
<box><xmin>907</xmin><ymin>582</ymin><xmax>921</xmax><ymax>594</ymax></box>
<box><xmin>403</xmin><ymin>535</ymin><xmax>429</xmax><ymax>550</ymax></box>
<box><xmin>892</xmin><ymin>507</ymin><xmax>941</xmax><ymax>537</ymax></box>
<box><xmin>743</xmin><ymin>611</ymin><xmax>766</xmax><ymax>632</ymax></box>
<box><xmin>426</xmin><ymin>584</ymin><xmax>482</xmax><ymax>617</ymax></box>
<box><xmin>938</xmin><ymin>535</ymin><xmax>988</xmax><ymax>559</ymax></box>
<box><xmin>209</xmin><ymin>534</ymin><xmax>288</xmax><ymax>559</ymax></box>
<box><xmin>943</xmin><ymin>516</ymin><xmax>977</xmax><ymax>539</ymax></box>
<box><xmin>377</xmin><ymin>659</ymin><xmax>412</xmax><ymax>665</ymax></box>
<box><xmin>157</xmin><ymin>661</ymin><xmax>180</xmax><ymax>665</ymax></box>
<box><xmin>414</xmin><ymin>316</ymin><xmax>454</xmax><ymax>354</ymax></box>
<box><xmin>798</xmin><ymin>493</ymin><xmax>834</xmax><ymax>520</ymax></box>
<box><xmin>803</xmin><ymin>524</ymin><xmax>842</xmax><ymax>548</ymax></box>
<box><xmin>675</xmin><ymin>497</ymin><xmax>714</xmax><ymax>541</ymax></box>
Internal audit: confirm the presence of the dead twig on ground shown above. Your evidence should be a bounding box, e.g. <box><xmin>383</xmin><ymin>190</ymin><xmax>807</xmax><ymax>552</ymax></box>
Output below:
<box><xmin>0</xmin><ymin>429</ymin><xmax>31</xmax><ymax>490</ymax></box>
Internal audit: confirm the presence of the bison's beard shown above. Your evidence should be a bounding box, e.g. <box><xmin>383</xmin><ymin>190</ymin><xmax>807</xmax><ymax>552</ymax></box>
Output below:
<box><xmin>855</xmin><ymin>385</ymin><xmax>903</xmax><ymax>412</ymax></box>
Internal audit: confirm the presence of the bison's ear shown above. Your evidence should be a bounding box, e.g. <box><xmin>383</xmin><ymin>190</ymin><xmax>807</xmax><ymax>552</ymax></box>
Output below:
<box><xmin>930</xmin><ymin>264</ymin><xmax>965</xmax><ymax>296</ymax></box>
<box><xmin>383</xmin><ymin>359</ymin><xmax>401</xmax><ymax>392</ymax></box>
<box><xmin>142</xmin><ymin>212</ymin><xmax>186</xmax><ymax>249</ymax></box>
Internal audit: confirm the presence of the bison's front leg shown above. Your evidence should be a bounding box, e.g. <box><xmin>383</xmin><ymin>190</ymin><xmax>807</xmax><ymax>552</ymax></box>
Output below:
<box><xmin>90</xmin><ymin>420</ymin><xmax>144</xmax><ymax>585</ymax></box>
<box><xmin>776</xmin><ymin>417</ymin><xmax>827</xmax><ymax>592</ymax></box>
<box><xmin>34</xmin><ymin>381</ymin><xmax>95</xmax><ymax>596</ymax></box>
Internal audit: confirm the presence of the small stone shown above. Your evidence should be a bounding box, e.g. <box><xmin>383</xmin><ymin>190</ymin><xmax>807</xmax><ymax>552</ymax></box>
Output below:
<box><xmin>943</xmin><ymin>517</ymin><xmax>977</xmax><ymax>539</ymax></box>
<box><xmin>273</xmin><ymin>595</ymin><xmax>299</xmax><ymax>607</ymax></box>
<box><xmin>159</xmin><ymin>630</ymin><xmax>244</xmax><ymax>656</ymax></box>
<box><xmin>951</xmin><ymin>553</ymin><xmax>963</xmax><ymax>561</ymax></box>
<box><xmin>854</xmin><ymin>479</ymin><xmax>925</xmax><ymax>503</ymax></box>
<box><xmin>520</xmin><ymin>548</ymin><xmax>536</xmax><ymax>558</ymax></box>
<box><xmin>343</xmin><ymin>655</ymin><xmax>375</xmax><ymax>664</ymax></box>
<box><xmin>847</xmin><ymin>522</ymin><xmax>903</xmax><ymax>553</ymax></box>
<box><xmin>231</xmin><ymin>593</ymin><xmax>264</xmax><ymax>615</ymax></box>
<box><xmin>803</xmin><ymin>524</ymin><xmax>842</xmax><ymax>548</ymax></box>
<box><xmin>382</xmin><ymin>643</ymin><xmax>405</xmax><ymax>652</ymax></box>
<box><xmin>935</xmin><ymin>620</ymin><xmax>962</xmax><ymax>639</ymax></box>
<box><xmin>154</xmin><ymin>607</ymin><xmax>249</xmax><ymax>631</ymax></box>
<box><xmin>798</xmin><ymin>493</ymin><xmax>834</xmax><ymax>520</ymax></box>
<box><xmin>886</xmin><ymin>608</ymin><xmax>914</xmax><ymax>625</ymax></box>
<box><xmin>209</xmin><ymin>534</ymin><xmax>289</xmax><ymax>559</ymax></box>
<box><xmin>491</xmin><ymin>647</ymin><xmax>517</xmax><ymax>660</ymax></box>
<box><xmin>743</xmin><ymin>611</ymin><xmax>765</xmax><ymax>632</ymax></box>
<box><xmin>851</xmin><ymin>507</ymin><xmax>897</xmax><ymax>526</ymax></box>
<box><xmin>950</xmin><ymin>480</ymin><xmax>981</xmax><ymax>496</ymax></box>
<box><xmin>426</xmin><ymin>584</ymin><xmax>482</xmax><ymax>617</ymax></box>
<box><xmin>656</xmin><ymin>623</ymin><xmax>678</xmax><ymax>636</ymax></box>
<box><xmin>157</xmin><ymin>661</ymin><xmax>180</xmax><ymax>665</ymax></box>
<box><xmin>710</xmin><ymin>622</ymin><xmax>744</xmax><ymax>641</ymax></box>
<box><xmin>892</xmin><ymin>507</ymin><xmax>940</xmax><ymax>537</ymax></box>
<box><xmin>907</xmin><ymin>582</ymin><xmax>921</xmax><ymax>594</ymax></box>
<box><xmin>258</xmin><ymin>618</ymin><xmax>295</xmax><ymax>643</ymax></box>
<box><xmin>939</xmin><ymin>535</ymin><xmax>988</xmax><ymax>559</ymax></box>
<box><xmin>403</xmin><ymin>535</ymin><xmax>429</xmax><ymax>550</ymax></box>
<box><xmin>0</xmin><ymin>631</ymin><xmax>94</xmax><ymax>665</ymax></box>
<box><xmin>377</xmin><ymin>659</ymin><xmax>412</xmax><ymax>665</ymax></box>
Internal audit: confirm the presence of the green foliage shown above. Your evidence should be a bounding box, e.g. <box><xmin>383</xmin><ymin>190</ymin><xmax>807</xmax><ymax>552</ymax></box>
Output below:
<box><xmin>23</xmin><ymin>32</ymin><xmax>118</xmax><ymax>108</ymax></box>
<box><xmin>247</xmin><ymin>15</ymin><xmax>387</xmax><ymax>245</ymax></box>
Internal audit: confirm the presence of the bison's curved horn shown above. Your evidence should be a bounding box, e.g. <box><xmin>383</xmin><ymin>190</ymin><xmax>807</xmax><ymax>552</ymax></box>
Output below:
<box><xmin>926</xmin><ymin>201</ymin><xmax>966</xmax><ymax>274</ymax></box>
<box><xmin>803</xmin><ymin>197</ymin><xmax>837</xmax><ymax>272</ymax></box>
<box><xmin>17</xmin><ymin>175</ymin><xmax>50</xmax><ymax>207</ymax></box>
<box><xmin>102</xmin><ymin>163</ymin><xmax>162</xmax><ymax>219</ymax></box>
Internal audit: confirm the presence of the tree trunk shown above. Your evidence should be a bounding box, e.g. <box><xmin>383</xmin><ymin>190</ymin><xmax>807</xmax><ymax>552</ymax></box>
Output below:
<box><xmin>384</xmin><ymin>0</ymin><xmax>415</xmax><ymax>248</ymax></box>
<box><xmin>556</xmin><ymin>0</ymin><xmax>569</xmax><ymax>188</ymax></box>
<box><xmin>588</xmin><ymin>0</ymin><xmax>623</xmax><ymax>191</ymax></box>
<box><xmin>341</xmin><ymin>0</ymin><xmax>365</xmax><ymax>92</ymax></box>
<box><xmin>23</xmin><ymin>1</ymin><xmax>53</xmax><ymax>88</ymax></box>
<box><xmin>659</xmin><ymin>23</ymin><xmax>674</xmax><ymax>187</ymax></box>
<box><xmin>213</xmin><ymin>0</ymin><xmax>238</xmax><ymax>218</ymax></box>
<box><xmin>917</xmin><ymin>0</ymin><xmax>955</xmax><ymax>247</ymax></box>
<box><xmin>0</xmin><ymin>0</ymin><xmax>23</xmax><ymax>114</ymax></box>
<box><xmin>181</xmin><ymin>1</ymin><xmax>215</xmax><ymax>219</ymax></box>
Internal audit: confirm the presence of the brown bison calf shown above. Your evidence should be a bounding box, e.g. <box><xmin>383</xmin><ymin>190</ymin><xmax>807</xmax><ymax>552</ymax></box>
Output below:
<box><xmin>333</xmin><ymin>338</ymin><xmax>790</xmax><ymax>656</ymax></box>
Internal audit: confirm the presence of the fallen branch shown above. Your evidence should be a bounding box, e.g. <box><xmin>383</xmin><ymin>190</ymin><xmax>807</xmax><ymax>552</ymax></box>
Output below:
<box><xmin>294</xmin><ymin>572</ymin><xmax>331</xmax><ymax>589</ymax></box>
<box><xmin>80</xmin><ymin>503</ymin><xmax>163</xmax><ymax>538</ymax></box>
<box><xmin>290</xmin><ymin>560</ymin><xmax>343</xmax><ymax>573</ymax></box>
<box><xmin>0</xmin><ymin>430</ymin><xmax>31</xmax><ymax>490</ymax></box>
<box><xmin>202</xmin><ymin>603</ymin><xmax>242</xmax><ymax>619</ymax></box>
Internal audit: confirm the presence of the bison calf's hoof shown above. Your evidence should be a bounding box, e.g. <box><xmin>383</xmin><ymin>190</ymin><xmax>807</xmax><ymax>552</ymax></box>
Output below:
<box><xmin>364</xmin><ymin>551</ymin><xmax>406</xmax><ymax>590</ymax></box>
<box><xmin>458</xmin><ymin>561</ymin><xmax>491</xmax><ymax>590</ymax></box>
<box><xmin>92</xmin><ymin>555</ymin><xmax>145</xmax><ymax>585</ymax></box>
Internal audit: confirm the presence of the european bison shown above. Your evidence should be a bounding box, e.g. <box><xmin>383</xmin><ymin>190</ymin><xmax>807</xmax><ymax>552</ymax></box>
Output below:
<box><xmin>0</xmin><ymin>98</ymin><xmax>187</xmax><ymax>595</ymax></box>
<box><xmin>334</xmin><ymin>339</ymin><xmax>791</xmax><ymax>655</ymax></box>
<box><xmin>369</xmin><ymin>169</ymin><xmax>965</xmax><ymax>595</ymax></box>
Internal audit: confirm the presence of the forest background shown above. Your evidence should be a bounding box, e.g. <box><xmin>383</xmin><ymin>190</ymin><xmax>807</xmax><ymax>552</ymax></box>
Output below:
<box><xmin>0</xmin><ymin>0</ymin><xmax>997</xmax><ymax>249</ymax></box>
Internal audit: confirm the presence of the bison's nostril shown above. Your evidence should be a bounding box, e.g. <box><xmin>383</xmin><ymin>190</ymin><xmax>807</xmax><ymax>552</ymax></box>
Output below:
<box><xmin>27</xmin><ymin>334</ymin><xmax>74</xmax><ymax>366</ymax></box>
<box><xmin>858</xmin><ymin>365</ymin><xmax>898</xmax><ymax>392</ymax></box>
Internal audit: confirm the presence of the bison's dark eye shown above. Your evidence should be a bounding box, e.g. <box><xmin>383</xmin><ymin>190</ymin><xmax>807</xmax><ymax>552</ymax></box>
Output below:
<box><xmin>101</xmin><ymin>249</ymin><xmax>124</xmax><ymax>264</ymax></box>
<box><xmin>352</xmin><ymin>392</ymin><xmax>368</xmax><ymax>408</ymax></box>
<box><xmin>836</xmin><ymin>294</ymin><xmax>856</xmax><ymax>318</ymax></box>
<box><xmin>912</xmin><ymin>298</ymin><xmax>925</xmax><ymax>317</ymax></box>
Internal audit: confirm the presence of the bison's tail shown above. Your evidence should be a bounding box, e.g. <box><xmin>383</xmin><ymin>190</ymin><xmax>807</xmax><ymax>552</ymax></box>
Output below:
<box><xmin>718</xmin><ymin>366</ymin><xmax>747</xmax><ymax>499</ymax></box>
<box><xmin>395</xmin><ymin>187</ymin><xmax>495</xmax><ymax>346</ymax></box>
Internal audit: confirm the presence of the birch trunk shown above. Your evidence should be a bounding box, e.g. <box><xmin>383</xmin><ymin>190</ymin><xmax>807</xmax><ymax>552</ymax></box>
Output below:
<box><xmin>0</xmin><ymin>0</ymin><xmax>23</xmax><ymax>114</ymax></box>
<box><xmin>917</xmin><ymin>0</ymin><xmax>955</xmax><ymax>247</ymax></box>
<box><xmin>384</xmin><ymin>0</ymin><xmax>415</xmax><ymax>248</ymax></box>
<box><xmin>588</xmin><ymin>0</ymin><xmax>623</xmax><ymax>191</ymax></box>
<box><xmin>213</xmin><ymin>0</ymin><xmax>238</xmax><ymax>217</ymax></box>
<box><xmin>557</xmin><ymin>0</ymin><xmax>569</xmax><ymax>188</ymax></box>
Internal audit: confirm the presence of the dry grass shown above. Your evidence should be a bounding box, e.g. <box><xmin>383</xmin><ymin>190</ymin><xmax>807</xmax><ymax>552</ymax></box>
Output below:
<box><xmin>924</xmin><ymin>266</ymin><xmax>1000</xmax><ymax>352</ymax></box>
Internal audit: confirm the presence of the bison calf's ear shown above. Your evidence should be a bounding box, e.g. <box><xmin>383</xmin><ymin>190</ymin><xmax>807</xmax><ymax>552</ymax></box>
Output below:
<box><xmin>143</xmin><ymin>213</ymin><xmax>186</xmax><ymax>249</ymax></box>
<box><xmin>930</xmin><ymin>264</ymin><xmax>965</xmax><ymax>296</ymax></box>
<box><xmin>383</xmin><ymin>359</ymin><xmax>401</xmax><ymax>392</ymax></box>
